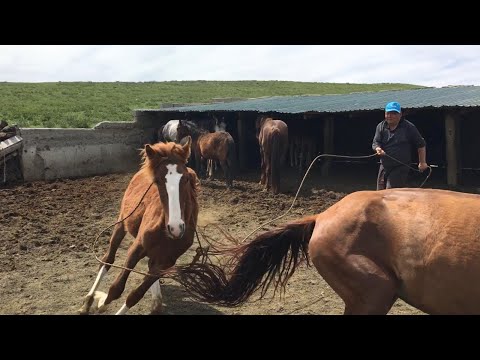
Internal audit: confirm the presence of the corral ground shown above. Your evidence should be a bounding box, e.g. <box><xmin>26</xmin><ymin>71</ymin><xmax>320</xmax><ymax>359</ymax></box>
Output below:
<box><xmin>2</xmin><ymin>163</ymin><xmax>475</xmax><ymax>315</ymax></box>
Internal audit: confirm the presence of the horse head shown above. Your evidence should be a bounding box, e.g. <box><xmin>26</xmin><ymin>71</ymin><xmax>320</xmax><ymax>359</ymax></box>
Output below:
<box><xmin>142</xmin><ymin>136</ymin><xmax>196</xmax><ymax>239</ymax></box>
<box><xmin>176</xmin><ymin>120</ymin><xmax>194</xmax><ymax>143</ymax></box>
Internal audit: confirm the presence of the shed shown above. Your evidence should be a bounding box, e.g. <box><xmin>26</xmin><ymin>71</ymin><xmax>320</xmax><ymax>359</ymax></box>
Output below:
<box><xmin>133</xmin><ymin>85</ymin><xmax>480</xmax><ymax>187</ymax></box>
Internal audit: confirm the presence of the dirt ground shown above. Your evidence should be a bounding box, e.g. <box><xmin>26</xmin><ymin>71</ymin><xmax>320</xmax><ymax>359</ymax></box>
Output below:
<box><xmin>0</xmin><ymin>165</ymin><xmax>429</xmax><ymax>315</ymax></box>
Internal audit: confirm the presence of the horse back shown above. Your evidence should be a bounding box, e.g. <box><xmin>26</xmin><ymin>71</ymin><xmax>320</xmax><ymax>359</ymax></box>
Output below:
<box><xmin>260</xmin><ymin>119</ymin><xmax>288</xmax><ymax>153</ymax></box>
<box><xmin>310</xmin><ymin>188</ymin><xmax>480</xmax><ymax>314</ymax></box>
<box><xmin>198</xmin><ymin>131</ymin><xmax>234</xmax><ymax>160</ymax></box>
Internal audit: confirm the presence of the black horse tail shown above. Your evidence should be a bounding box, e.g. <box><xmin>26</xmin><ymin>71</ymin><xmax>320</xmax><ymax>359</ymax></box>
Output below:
<box><xmin>271</xmin><ymin>130</ymin><xmax>281</xmax><ymax>194</ymax></box>
<box><xmin>174</xmin><ymin>215</ymin><xmax>317</xmax><ymax>307</ymax></box>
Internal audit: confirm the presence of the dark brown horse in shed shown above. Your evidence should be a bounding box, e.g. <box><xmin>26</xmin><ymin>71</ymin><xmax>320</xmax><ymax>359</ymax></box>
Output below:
<box><xmin>174</xmin><ymin>188</ymin><xmax>480</xmax><ymax>314</ymax></box>
<box><xmin>256</xmin><ymin>116</ymin><xmax>288</xmax><ymax>194</ymax></box>
<box><xmin>79</xmin><ymin>137</ymin><xmax>199</xmax><ymax>315</ymax></box>
<box><xmin>176</xmin><ymin>120</ymin><xmax>236</xmax><ymax>188</ymax></box>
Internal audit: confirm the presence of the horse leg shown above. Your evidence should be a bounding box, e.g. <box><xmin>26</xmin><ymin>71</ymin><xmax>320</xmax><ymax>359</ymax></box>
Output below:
<box><xmin>96</xmin><ymin>241</ymin><xmax>145</xmax><ymax>313</ymax></box>
<box><xmin>114</xmin><ymin>274</ymin><xmax>160</xmax><ymax>315</ymax></box>
<box><xmin>116</xmin><ymin>258</ymin><xmax>176</xmax><ymax>315</ymax></box>
<box><xmin>207</xmin><ymin>159</ymin><xmax>214</xmax><ymax>180</ymax></box>
<box><xmin>220</xmin><ymin>160</ymin><xmax>232</xmax><ymax>188</ymax></box>
<box><xmin>79</xmin><ymin>222</ymin><xmax>126</xmax><ymax>314</ymax></box>
<box><xmin>150</xmin><ymin>279</ymin><xmax>163</xmax><ymax>314</ymax></box>
<box><xmin>264</xmin><ymin>158</ymin><xmax>271</xmax><ymax>191</ymax></box>
<box><xmin>312</xmin><ymin>253</ymin><xmax>398</xmax><ymax>315</ymax></box>
<box><xmin>259</xmin><ymin>146</ymin><xmax>266</xmax><ymax>186</ymax></box>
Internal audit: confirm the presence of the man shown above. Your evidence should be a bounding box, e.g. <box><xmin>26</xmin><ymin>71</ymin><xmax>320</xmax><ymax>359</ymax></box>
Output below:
<box><xmin>372</xmin><ymin>101</ymin><xmax>429</xmax><ymax>190</ymax></box>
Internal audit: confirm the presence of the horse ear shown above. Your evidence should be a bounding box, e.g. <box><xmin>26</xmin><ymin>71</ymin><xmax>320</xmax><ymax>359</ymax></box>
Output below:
<box><xmin>180</xmin><ymin>136</ymin><xmax>192</xmax><ymax>161</ymax></box>
<box><xmin>145</xmin><ymin>144</ymin><xmax>156</xmax><ymax>159</ymax></box>
<box><xmin>180</xmin><ymin>135</ymin><xmax>192</xmax><ymax>148</ymax></box>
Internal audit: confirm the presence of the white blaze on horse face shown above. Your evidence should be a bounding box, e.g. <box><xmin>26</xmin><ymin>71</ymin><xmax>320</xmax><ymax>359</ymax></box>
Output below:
<box><xmin>165</xmin><ymin>164</ymin><xmax>185</xmax><ymax>238</ymax></box>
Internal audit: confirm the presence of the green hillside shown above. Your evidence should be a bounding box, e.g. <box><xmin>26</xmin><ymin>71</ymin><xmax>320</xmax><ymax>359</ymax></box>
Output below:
<box><xmin>0</xmin><ymin>81</ymin><xmax>425</xmax><ymax>128</ymax></box>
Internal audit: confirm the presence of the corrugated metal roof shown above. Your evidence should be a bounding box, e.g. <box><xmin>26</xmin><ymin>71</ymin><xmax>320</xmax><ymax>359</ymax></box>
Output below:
<box><xmin>138</xmin><ymin>85</ymin><xmax>480</xmax><ymax>114</ymax></box>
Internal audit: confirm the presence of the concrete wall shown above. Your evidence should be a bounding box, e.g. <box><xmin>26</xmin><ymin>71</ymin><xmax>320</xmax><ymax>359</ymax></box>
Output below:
<box><xmin>20</xmin><ymin>121</ymin><xmax>155</xmax><ymax>181</ymax></box>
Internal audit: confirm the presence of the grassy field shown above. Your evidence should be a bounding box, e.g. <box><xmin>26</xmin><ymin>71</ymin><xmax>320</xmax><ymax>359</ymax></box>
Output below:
<box><xmin>0</xmin><ymin>81</ymin><xmax>425</xmax><ymax>128</ymax></box>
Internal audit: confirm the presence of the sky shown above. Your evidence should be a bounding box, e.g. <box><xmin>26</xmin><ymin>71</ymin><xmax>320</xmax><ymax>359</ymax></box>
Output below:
<box><xmin>1</xmin><ymin>45</ymin><xmax>479</xmax><ymax>87</ymax></box>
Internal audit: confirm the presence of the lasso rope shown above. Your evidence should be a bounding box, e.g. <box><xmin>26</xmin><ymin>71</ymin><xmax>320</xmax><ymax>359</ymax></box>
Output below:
<box><xmin>240</xmin><ymin>152</ymin><xmax>431</xmax><ymax>243</ymax></box>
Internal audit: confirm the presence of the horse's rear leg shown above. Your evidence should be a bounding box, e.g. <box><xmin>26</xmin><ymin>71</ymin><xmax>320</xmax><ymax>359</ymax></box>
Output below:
<box><xmin>312</xmin><ymin>254</ymin><xmax>398</xmax><ymax>315</ymax></box>
<box><xmin>79</xmin><ymin>222</ymin><xmax>126</xmax><ymax>314</ymax></box>
<box><xmin>220</xmin><ymin>160</ymin><xmax>233</xmax><ymax>188</ymax></box>
<box><xmin>265</xmin><ymin>161</ymin><xmax>272</xmax><ymax>191</ymax></box>
<box><xmin>259</xmin><ymin>148</ymin><xmax>266</xmax><ymax>186</ymax></box>
<box><xmin>207</xmin><ymin>159</ymin><xmax>214</xmax><ymax>180</ymax></box>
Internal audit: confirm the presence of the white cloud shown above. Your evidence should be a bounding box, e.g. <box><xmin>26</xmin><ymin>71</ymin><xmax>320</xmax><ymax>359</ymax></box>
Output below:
<box><xmin>0</xmin><ymin>45</ymin><xmax>479</xmax><ymax>87</ymax></box>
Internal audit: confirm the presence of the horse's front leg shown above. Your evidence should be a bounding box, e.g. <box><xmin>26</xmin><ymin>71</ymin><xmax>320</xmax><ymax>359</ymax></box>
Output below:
<box><xmin>114</xmin><ymin>274</ymin><xmax>161</xmax><ymax>315</ymax></box>
<box><xmin>96</xmin><ymin>241</ymin><xmax>146</xmax><ymax>313</ymax></box>
<box><xmin>79</xmin><ymin>222</ymin><xmax>126</xmax><ymax>315</ymax></box>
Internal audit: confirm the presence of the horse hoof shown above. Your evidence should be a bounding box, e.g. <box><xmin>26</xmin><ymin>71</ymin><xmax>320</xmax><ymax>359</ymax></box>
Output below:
<box><xmin>78</xmin><ymin>294</ymin><xmax>94</xmax><ymax>315</ymax></box>
<box><xmin>150</xmin><ymin>301</ymin><xmax>163</xmax><ymax>315</ymax></box>
<box><xmin>93</xmin><ymin>291</ymin><xmax>109</xmax><ymax>313</ymax></box>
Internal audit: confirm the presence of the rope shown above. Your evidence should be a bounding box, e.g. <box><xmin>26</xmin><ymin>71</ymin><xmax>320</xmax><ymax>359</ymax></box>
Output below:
<box><xmin>92</xmin><ymin>182</ymin><xmax>155</xmax><ymax>277</ymax></box>
<box><xmin>2</xmin><ymin>152</ymin><xmax>6</xmax><ymax>184</ymax></box>
<box><xmin>240</xmin><ymin>153</ymin><xmax>377</xmax><ymax>243</ymax></box>
<box><xmin>240</xmin><ymin>152</ymin><xmax>432</xmax><ymax>243</ymax></box>
<box><xmin>92</xmin><ymin>181</ymin><xmax>204</xmax><ymax>279</ymax></box>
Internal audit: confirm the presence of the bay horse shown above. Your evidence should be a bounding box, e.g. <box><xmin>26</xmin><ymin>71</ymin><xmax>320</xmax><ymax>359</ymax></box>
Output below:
<box><xmin>176</xmin><ymin>120</ymin><xmax>236</xmax><ymax>188</ymax></box>
<box><xmin>174</xmin><ymin>188</ymin><xmax>480</xmax><ymax>314</ymax></box>
<box><xmin>79</xmin><ymin>136</ymin><xmax>199</xmax><ymax>315</ymax></box>
<box><xmin>256</xmin><ymin>116</ymin><xmax>288</xmax><ymax>194</ymax></box>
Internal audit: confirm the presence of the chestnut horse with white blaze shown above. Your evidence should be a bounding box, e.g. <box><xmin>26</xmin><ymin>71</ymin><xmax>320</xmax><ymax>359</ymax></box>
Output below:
<box><xmin>174</xmin><ymin>188</ymin><xmax>480</xmax><ymax>314</ymax></box>
<box><xmin>79</xmin><ymin>136</ymin><xmax>199</xmax><ymax>315</ymax></box>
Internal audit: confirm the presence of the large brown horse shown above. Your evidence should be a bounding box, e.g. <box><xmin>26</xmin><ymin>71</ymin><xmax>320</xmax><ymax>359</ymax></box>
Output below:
<box><xmin>175</xmin><ymin>188</ymin><xmax>480</xmax><ymax>314</ymax></box>
<box><xmin>177</xmin><ymin>120</ymin><xmax>236</xmax><ymax>188</ymax></box>
<box><xmin>79</xmin><ymin>137</ymin><xmax>199</xmax><ymax>315</ymax></box>
<box><xmin>256</xmin><ymin>116</ymin><xmax>288</xmax><ymax>194</ymax></box>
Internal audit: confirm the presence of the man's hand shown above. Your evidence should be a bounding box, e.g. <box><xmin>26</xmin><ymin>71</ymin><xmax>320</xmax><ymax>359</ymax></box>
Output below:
<box><xmin>418</xmin><ymin>162</ymin><xmax>429</xmax><ymax>172</ymax></box>
<box><xmin>375</xmin><ymin>147</ymin><xmax>385</xmax><ymax>156</ymax></box>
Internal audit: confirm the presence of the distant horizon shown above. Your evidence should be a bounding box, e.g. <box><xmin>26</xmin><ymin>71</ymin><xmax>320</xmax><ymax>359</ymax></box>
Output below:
<box><xmin>1</xmin><ymin>45</ymin><xmax>479</xmax><ymax>87</ymax></box>
<box><xmin>0</xmin><ymin>79</ymin><xmax>427</xmax><ymax>86</ymax></box>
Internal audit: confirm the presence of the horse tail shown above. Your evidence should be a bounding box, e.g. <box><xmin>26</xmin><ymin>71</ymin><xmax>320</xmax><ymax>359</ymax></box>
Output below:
<box><xmin>175</xmin><ymin>215</ymin><xmax>317</xmax><ymax>307</ymax></box>
<box><xmin>271</xmin><ymin>130</ymin><xmax>281</xmax><ymax>194</ymax></box>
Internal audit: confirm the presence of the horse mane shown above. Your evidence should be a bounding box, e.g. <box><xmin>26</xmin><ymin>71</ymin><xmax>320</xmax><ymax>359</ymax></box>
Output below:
<box><xmin>138</xmin><ymin>141</ymin><xmax>198</xmax><ymax>200</ymax></box>
<box><xmin>139</xmin><ymin>142</ymin><xmax>190</xmax><ymax>174</ymax></box>
<box><xmin>178</xmin><ymin>121</ymin><xmax>207</xmax><ymax>140</ymax></box>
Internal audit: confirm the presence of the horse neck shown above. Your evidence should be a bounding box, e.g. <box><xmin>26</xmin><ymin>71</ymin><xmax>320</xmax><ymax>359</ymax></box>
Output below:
<box><xmin>187</xmin><ymin>126</ymin><xmax>207</xmax><ymax>141</ymax></box>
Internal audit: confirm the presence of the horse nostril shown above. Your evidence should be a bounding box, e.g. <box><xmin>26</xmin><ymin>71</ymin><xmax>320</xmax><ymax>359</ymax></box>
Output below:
<box><xmin>168</xmin><ymin>225</ymin><xmax>172</xmax><ymax>233</ymax></box>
